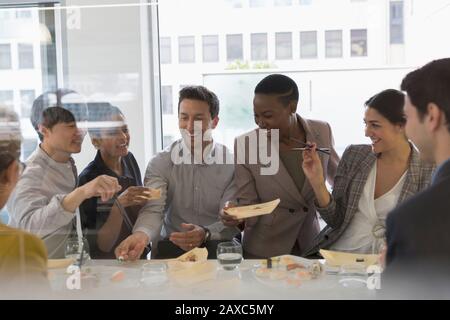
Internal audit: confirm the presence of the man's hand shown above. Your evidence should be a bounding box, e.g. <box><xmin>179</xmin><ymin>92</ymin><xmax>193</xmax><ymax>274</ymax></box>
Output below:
<box><xmin>114</xmin><ymin>231</ymin><xmax>149</xmax><ymax>261</ymax></box>
<box><xmin>118</xmin><ymin>186</ymin><xmax>155</xmax><ymax>207</ymax></box>
<box><xmin>220</xmin><ymin>201</ymin><xmax>244</xmax><ymax>229</ymax></box>
<box><xmin>169</xmin><ymin>223</ymin><xmax>206</xmax><ymax>251</ymax></box>
<box><xmin>81</xmin><ymin>175</ymin><xmax>121</xmax><ymax>202</ymax></box>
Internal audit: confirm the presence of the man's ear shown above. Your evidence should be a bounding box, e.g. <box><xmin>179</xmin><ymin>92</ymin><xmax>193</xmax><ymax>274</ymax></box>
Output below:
<box><xmin>39</xmin><ymin>124</ymin><xmax>49</xmax><ymax>139</ymax></box>
<box><xmin>426</xmin><ymin>103</ymin><xmax>442</xmax><ymax>132</ymax></box>
<box><xmin>211</xmin><ymin>116</ymin><xmax>219</xmax><ymax>129</ymax></box>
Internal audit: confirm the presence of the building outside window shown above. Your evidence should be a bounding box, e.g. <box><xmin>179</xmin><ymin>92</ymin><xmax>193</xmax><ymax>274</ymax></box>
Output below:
<box><xmin>0</xmin><ymin>44</ymin><xmax>12</xmax><ymax>69</ymax></box>
<box><xmin>300</xmin><ymin>31</ymin><xmax>317</xmax><ymax>58</ymax></box>
<box><xmin>226</xmin><ymin>34</ymin><xmax>243</xmax><ymax>61</ymax></box>
<box><xmin>351</xmin><ymin>29</ymin><xmax>367</xmax><ymax>56</ymax></box>
<box><xmin>18</xmin><ymin>43</ymin><xmax>34</xmax><ymax>69</ymax></box>
<box><xmin>325</xmin><ymin>30</ymin><xmax>343</xmax><ymax>58</ymax></box>
<box><xmin>160</xmin><ymin>37</ymin><xmax>172</xmax><ymax>64</ymax></box>
<box><xmin>202</xmin><ymin>35</ymin><xmax>219</xmax><ymax>62</ymax></box>
<box><xmin>178</xmin><ymin>36</ymin><xmax>195</xmax><ymax>63</ymax></box>
<box><xmin>251</xmin><ymin>33</ymin><xmax>268</xmax><ymax>60</ymax></box>
<box><xmin>390</xmin><ymin>1</ymin><xmax>404</xmax><ymax>44</ymax></box>
<box><xmin>275</xmin><ymin>32</ymin><xmax>292</xmax><ymax>59</ymax></box>
<box><xmin>161</xmin><ymin>85</ymin><xmax>173</xmax><ymax>114</ymax></box>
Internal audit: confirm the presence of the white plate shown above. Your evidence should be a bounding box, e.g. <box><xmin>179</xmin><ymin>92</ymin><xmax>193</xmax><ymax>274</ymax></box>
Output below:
<box><xmin>252</xmin><ymin>256</ymin><xmax>320</xmax><ymax>289</ymax></box>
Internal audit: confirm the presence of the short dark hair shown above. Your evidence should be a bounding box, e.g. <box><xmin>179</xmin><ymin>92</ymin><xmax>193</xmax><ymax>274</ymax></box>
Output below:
<box><xmin>31</xmin><ymin>89</ymin><xmax>88</xmax><ymax>141</ymax></box>
<box><xmin>86</xmin><ymin>103</ymin><xmax>124</xmax><ymax>138</ymax></box>
<box><xmin>365</xmin><ymin>89</ymin><xmax>406</xmax><ymax>125</ymax></box>
<box><xmin>254</xmin><ymin>74</ymin><xmax>299</xmax><ymax>106</ymax></box>
<box><xmin>401</xmin><ymin>58</ymin><xmax>450</xmax><ymax>132</ymax></box>
<box><xmin>177</xmin><ymin>86</ymin><xmax>220</xmax><ymax>119</ymax></box>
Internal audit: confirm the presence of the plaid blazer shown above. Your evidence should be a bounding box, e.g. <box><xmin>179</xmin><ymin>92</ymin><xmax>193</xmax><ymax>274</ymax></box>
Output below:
<box><xmin>303</xmin><ymin>144</ymin><xmax>434</xmax><ymax>256</ymax></box>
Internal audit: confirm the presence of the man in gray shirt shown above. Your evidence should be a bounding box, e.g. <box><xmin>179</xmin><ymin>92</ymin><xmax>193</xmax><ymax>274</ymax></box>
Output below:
<box><xmin>8</xmin><ymin>89</ymin><xmax>121</xmax><ymax>258</ymax></box>
<box><xmin>115</xmin><ymin>86</ymin><xmax>238</xmax><ymax>260</ymax></box>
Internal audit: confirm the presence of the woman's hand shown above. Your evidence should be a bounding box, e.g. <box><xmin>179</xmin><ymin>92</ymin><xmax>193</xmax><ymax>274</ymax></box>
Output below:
<box><xmin>118</xmin><ymin>186</ymin><xmax>156</xmax><ymax>207</ymax></box>
<box><xmin>302</xmin><ymin>142</ymin><xmax>325</xmax><ymax>188</ymax></box>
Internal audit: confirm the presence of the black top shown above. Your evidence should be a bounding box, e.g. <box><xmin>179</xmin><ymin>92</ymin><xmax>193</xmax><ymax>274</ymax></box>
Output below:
<box><xmin>78</xmin><ymin>151</ymin><xmax>144</xmax><ymax>259</ymax></box>
<box><xmin>384</xmin><ymin>158</ymin><xmax>450</xmax><ymax>297</ymax></box>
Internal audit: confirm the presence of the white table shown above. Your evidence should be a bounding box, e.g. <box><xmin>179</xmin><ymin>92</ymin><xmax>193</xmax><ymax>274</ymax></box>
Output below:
<box><xmin>43</xmin><ymin>258</ymin><xmax>379</xmax><ymax>300</ymax></box>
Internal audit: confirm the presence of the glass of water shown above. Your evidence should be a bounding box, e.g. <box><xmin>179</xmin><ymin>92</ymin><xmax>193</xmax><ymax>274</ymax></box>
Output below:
<box><xmin>65</xmin><ymin>237</ymin><xmax>90</xmax><ymax>265</ymax></box>
<box><xmin>338</xmin><ymin>264</ymin><xmax>368</xmax><ymax>288</ymax></box>
<box><xmin>217</xmin><ymin>241</ymin><xmax>243</xmax><ymax>271</ymax></box>
<box><xmin>140</xmin><ymin>262</ymin><xmax>168</xmax><ymax>287</ymax></box>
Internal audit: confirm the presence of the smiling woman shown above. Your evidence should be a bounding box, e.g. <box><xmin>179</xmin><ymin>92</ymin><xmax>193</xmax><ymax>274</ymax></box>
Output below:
<box><xmin>301</xmin><ymin>89</ymin><xmax>435</xmax><ymax>256</ymax></box>
<box><xmin>78</xmin><ymin>103</ymin><xmax>148</xmax><ymax>259</ymax></box>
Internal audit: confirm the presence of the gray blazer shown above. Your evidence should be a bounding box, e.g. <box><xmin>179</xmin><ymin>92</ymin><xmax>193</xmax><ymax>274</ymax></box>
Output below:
<box><xmin>233</xmin><ymin>115</ymin><xmax>339</xmax><ymax>258</ymax></box>
<box><xmin>303</xmin><ymin>144</ymin><xmax>434</xmax><ymax>256</ymax></box>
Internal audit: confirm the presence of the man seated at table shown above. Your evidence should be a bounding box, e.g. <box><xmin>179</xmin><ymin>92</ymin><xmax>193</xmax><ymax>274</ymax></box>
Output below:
<box><xmin>7</xmin><ymin>89</ymin><xmax>121</xmax><ymax>258</ymax></box>
<box><xmin>115</xmin><ymin>86</ymin><xmax>239</xmax><ymax>259</ymax></box>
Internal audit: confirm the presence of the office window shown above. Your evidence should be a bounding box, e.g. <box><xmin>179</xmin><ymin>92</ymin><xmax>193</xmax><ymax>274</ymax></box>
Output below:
<box><xmin>0</xmin><ymin>11</ymin><xmax>11</xmax><ymax>20</ymax></box>
<box><xmin>20</xmin><ymin>90</ymin><xmax>35</xmax><ymax>117</ymax></box>
<box><xmin>325</xmin><ymin>30</ymin><xmax>342</xmax><ymax>58</ymax></box>
<box><xmin>251</xmin><ymin>33</ymin><xmax>268</xmax><ymax>61</ymax></box>
<box><xmin>226</xmin><ymin>34</ymin><xmax>243</xmax><ymax>61</ymax></box>
<box><xmin>275</xmin><ymin>32</ymin><xmax>292</xmax><ymax>60</ymax></box>
<box><xmin>202</xmin><ymin>35</ymin><xmax>219</xmax><ymax>62</ymax></box>
<box><xmin>178</xmin><ymin>36</ymin><xmax>195</xmax><ymax>63</ymax></box>
<box><xmin>300</xmin><ymin>31</ymin><xmax>317</xmax><ymax>58</ymax></box>
<box><xmin>0</xmin><ymin>90</ymin><xmax>14</xmax><ymax>109</ymax></box>
<box><xmin>351</xmin><ymin>29</ymin><xmax>367</xmax><ymax>56</ymax></box>
<box><xmin>18</xmin><ymin>43</ymin><xmax>34</xmax><ymax>69</ymax></box>
<box><xmin>250</xmin><ymin>0</ymin><xmax>266</xmax><ymax>7</ymax></box>
<box><xmin>160</xmin><ymin>37</ymin><xmax>172</xmax><ymax>64</ymax></box>
<box><xmin>299</xmin><ymin>0</ymin><xmax>312</xmax><ymax>5</ymax></box>
<box><xmin>274</xmin><ymin>0</ymin><xmax>292</xmax><ymax>6</ymax></box>
<box><xmin>390</xmin><ymin>1</ymin><xmax>404</xmax><ymax>44</ymax></box>
<box><xmin>0</xmin><ymin>44</ymin><xmax>12</xmax><ymax>69</ymax></box>
<box><xmin>16</xmin><ymin>10</ymin><xmax>32</xmax><ymax>19</ymax></box>
<box><xmin>161</xmin><ymin>86</ymin><xmax>173</xmax><ymax>114</ymax></box>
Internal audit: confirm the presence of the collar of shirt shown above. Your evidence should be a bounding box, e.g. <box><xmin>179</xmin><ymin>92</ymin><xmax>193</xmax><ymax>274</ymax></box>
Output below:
<box><xmin>432</xmin><ymin>157</ymin><xmax>450</xmax><ymax>185</ymax></box>
<box><xmin>179</xmin><ymin>138</ymin><xmax>216</xmax><ymax>165</ymax></box>
<box><xmin>36</xmin><ymin>144</ymin><xmax>77</xmax><ymax>179</ymax></box>
<box><xmin>93</xmin><ymin>150</ymin><xmax>135</xmax><ymax>182</ymax></box>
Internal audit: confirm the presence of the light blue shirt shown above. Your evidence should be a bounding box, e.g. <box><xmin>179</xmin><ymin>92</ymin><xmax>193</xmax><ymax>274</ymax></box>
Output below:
<box><xmin>134</xmin><ymin>139</ymin><xmax>238</xmax><ymax>244</ymax></box>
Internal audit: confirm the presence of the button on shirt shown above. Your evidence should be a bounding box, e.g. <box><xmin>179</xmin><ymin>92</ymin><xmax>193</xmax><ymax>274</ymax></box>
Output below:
<box><xmin>133</xmin><ymin>139</ymin><xmax>238</xmax><ymax>243</ymax></box>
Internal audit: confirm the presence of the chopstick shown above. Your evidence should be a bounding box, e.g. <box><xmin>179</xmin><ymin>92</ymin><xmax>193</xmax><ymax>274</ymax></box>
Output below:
<box><xmin>78</xmin><ymin>241</ymin><xmax>85</xmax><ymax>271</ymax></box>
<box><xmin>113</xmin><ymin>195</ymin><xmax>152</xmax><ymax>254</ymax></box>
<box><xmin>289</xmin><ymin>137</ymin><xmax>331</xmax><ymax>155</ymax></box>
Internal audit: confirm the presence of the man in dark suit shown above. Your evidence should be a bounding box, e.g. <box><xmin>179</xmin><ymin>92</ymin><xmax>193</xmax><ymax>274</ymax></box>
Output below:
<box><xmin>383</xmin><ymin>58</ymin><xmax>450</xmax><ymax>298</ymax></box>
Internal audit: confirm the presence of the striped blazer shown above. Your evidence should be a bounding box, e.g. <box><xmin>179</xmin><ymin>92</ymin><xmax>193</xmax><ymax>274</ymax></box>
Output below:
<box><xmin>303</xmin><ymin>144</ymin><xmax>434</xmax><ymax>256</ymax></box>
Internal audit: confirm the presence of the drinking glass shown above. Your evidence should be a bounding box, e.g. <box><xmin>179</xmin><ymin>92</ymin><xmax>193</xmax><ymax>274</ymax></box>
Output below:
<box><xmin>65</xmin><ymin>237</ymin><xmax>90</xmax><ymax>265</ymax></box>
<box><xmin>140</xmin><ymin>262</ymin><xmax>168</xmax><ymax>287</ymax></box>
<box><xmin>338</xmin><ymin>264</ymin><xmax>368</xmax><ymax>288</ymax></box>
<box><xmin>216</xmin><ymin>241</ymin><xmax>243</xmax><ymax>271</ymax></box>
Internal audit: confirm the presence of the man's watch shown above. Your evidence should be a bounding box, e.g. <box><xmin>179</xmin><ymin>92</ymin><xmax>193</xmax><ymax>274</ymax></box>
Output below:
<box><xmin>200</xmin><ymin>226</ymin><xmax>211</xmax><ymax>244</ymax></box>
